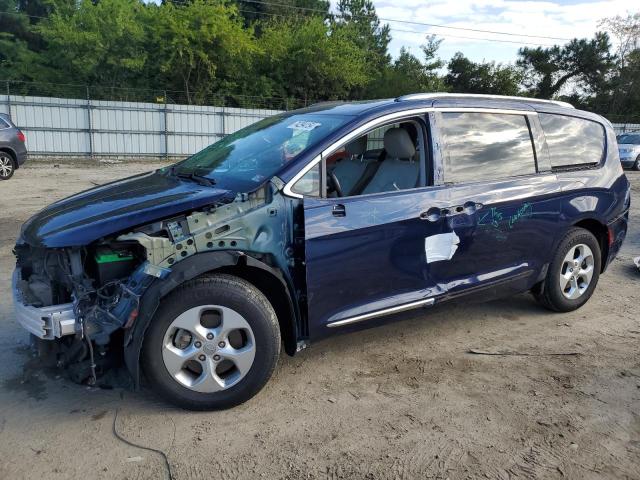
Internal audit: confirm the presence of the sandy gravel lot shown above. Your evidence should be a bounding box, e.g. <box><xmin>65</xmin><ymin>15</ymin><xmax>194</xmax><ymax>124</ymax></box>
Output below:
<box><xmin>0</xmin><ymin>160</ymin><xmax>639</xmax><ymax>480</ymax></box>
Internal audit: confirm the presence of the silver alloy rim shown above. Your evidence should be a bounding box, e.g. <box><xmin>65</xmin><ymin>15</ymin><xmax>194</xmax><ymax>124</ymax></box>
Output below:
<box><xmin>559</xmin><ymin>243</ymin><xmax>595</xmax><ymax>300</ymax></box>
<box><xmin>0</xmin><ymin>155</ymin><xmax>13</xmax><ymax>178</ymax></box>
<box><xmin>162</xmin><ymin>305</ymin><xmax>256</xmax><ymax>393</ymax></box>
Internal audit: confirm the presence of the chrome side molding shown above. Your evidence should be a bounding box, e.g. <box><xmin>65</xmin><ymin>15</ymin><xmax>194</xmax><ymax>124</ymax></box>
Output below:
<box><xmin>327</xmin><ymin>298</ymin><xmax>435</xmax><ymax>328</ymax></box>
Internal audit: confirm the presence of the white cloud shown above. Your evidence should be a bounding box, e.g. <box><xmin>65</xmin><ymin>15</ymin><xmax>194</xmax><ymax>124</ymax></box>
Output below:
<box><xmin>342</xmin><ymin>0</ymin><xmax>637</xmax><ymax>64</ymax></box>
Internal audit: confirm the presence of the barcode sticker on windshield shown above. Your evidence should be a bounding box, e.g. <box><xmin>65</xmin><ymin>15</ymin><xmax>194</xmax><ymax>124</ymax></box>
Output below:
<box><xmin>287</xmin><ymin>121</ymin><xmax>321</xmax><ymax>131</ymax></box>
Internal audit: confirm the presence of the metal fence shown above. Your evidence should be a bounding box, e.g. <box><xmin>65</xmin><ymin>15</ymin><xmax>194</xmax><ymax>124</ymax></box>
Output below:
<box><xmin>1</xmin><ymin>84</ymin><xmax>638</xmax><ymax>159</ymax></box>
<box><xmin>613</xmin><ymin>123</ymin><xmax>640</xmax><ymax>135</ymax></box>
<box><xmin>0</xmin><ymin>93</ymin><xmax>283</xmax><ymax>158</ymax></box>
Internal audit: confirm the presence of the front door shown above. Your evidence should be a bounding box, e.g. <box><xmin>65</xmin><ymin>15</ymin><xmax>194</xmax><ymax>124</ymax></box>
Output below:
<box><xmin>298</xmin><ymin>114</ymin><xmax>457</xmax><ymax>338</ymax></box>
<box><xmin>303</xmin><ymin>188</ymin><xmax>451</xmax><ymax>338</ymax></box>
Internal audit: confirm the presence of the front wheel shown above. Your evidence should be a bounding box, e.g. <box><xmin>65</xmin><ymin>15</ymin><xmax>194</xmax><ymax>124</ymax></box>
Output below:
<box><xmin>534</xmin><ymin>227</ymin><xmax>601</xmax><ymax>312</ymax></box>
<box><xmin>634</xmin><ymin>155</ymin><xmax>640</xmax><ymax>171</ymax></box>
<box><xmin>142</xmin><ymin>274</ymin><xmax>281</xmax><ymax>410</ymax></box>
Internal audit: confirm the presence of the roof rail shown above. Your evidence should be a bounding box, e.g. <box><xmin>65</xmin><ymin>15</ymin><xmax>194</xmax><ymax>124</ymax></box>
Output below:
<box><xmin>395</xmin><ymin>92</ymin><xmax>574</xmax><ymax>109</ymax></box>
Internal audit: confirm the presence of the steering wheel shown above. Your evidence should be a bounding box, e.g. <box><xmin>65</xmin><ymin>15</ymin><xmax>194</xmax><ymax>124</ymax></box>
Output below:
<box><xmin>328</xmin><ymin>171</ymin><xmax>344</xmax><ymax>197</ymax></box>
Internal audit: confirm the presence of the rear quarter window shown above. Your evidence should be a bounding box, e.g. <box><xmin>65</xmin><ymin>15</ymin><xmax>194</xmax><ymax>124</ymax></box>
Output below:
<box><xmin>539</xmin><ymin>113</ymin><xmax>605</xmax><ymax>169</ymax></box>
<box><xmin>0</xmin><ymin>117</ymin><xmax>10</xmax><ymax>129</ymax></box>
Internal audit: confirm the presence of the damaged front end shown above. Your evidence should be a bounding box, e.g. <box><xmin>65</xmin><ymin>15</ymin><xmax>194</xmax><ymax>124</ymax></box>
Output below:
<box><xmin>13</xmin><ymin>180</ymin><xmax>299</xmax><ymax>385</ymax></box>
<box><xmin>14</xmin><ymin>239</ymin><xmax>170</xmax><ymax>383</ymax></box>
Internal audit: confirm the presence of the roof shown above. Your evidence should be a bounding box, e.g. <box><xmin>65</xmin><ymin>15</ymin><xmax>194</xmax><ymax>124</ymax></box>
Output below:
<box><xmin>301</xmin><ymin>93</ymin><xmax>582</xmax><ymax>119</ymax></box>
<box><xmin>289</xmin><ymin>93</ymin><xmax>610</xmax><ymax>143</ymax></box>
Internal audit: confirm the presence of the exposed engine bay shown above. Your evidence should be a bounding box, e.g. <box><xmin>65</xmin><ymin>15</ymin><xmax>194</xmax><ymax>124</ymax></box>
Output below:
<box><xmin>13</xmin><ymin>183</ymin><xmax>296</xmax><ymax>385</ymax></box>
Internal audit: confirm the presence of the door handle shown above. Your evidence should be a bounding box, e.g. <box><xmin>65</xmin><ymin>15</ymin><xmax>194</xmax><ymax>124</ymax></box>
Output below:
<box><xmin>419</xmin><ymin>207</ymin><xmax>446</xmax><ymax>222</ymax></box>
<box><xmin>332</xmin><ymin>204</ymin><xmax>346</xmax><ymax>217</ymax></box>
<box><xmin>419</xmin><ymin>202</ymin><xmax>482</xmax><ymax>221</ymax></box>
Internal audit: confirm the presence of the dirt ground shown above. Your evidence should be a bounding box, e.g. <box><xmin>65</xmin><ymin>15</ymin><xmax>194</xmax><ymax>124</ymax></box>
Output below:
<box><xmin>0</xmin><ymin>160</ymin><xmax>638</xmax><ymax>480</ymax></box>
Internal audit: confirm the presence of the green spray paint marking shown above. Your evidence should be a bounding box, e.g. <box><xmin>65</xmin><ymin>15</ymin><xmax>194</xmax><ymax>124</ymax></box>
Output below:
<box><xmin>478</xmin><ymin>202</ymin><xmax>533</xmax><ymax>240</ymax></box>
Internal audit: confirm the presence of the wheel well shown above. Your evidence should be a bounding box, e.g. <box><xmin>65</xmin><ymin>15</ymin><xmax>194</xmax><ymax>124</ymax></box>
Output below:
<box><xmin>215</xmin><ymin>264</ymin><xmax>298</xmax><ymax>356</ymax></box>
<box><xmin>0</xmin><ymin>147</ymin><xmax>16</xmax><ymax>164</ymax></box>
<box><xmin>574</xmin><ymin>219</ymin><xmax>609</xmax><ymax>272</ymax></box>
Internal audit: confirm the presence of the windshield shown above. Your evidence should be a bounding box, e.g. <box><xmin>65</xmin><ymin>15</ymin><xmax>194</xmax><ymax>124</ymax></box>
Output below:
<box><xmin>170</xmin><ymin>112</ymin><xmax>352</xmax><ymax>191</ymax></box>
<box><xmin>618</xmin><ymin>134</ymin><xmax>640</xmax><ymax>144</ymax></box>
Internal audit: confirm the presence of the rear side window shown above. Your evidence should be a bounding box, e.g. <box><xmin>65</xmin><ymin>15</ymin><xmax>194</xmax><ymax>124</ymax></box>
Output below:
<box><xmin>439</xmin><ymin>112</ymin><xmax>536</xmax><ymax>184</ymax></box>
<box><xmin>0</xmin><ymin>117</ymin><xmax>10</xmax><ymax>129</ymax></box>
<box><xmin>539</xmin><ymin>114</ymin><xmax>605</xmax><ymax>168</ymax></box>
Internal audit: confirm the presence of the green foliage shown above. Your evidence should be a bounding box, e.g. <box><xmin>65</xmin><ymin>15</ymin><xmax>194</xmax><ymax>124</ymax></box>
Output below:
<box><xmin>37</xmin><ymin>0</ymin><xmax>149</xmax><ymax>86</ymax></box>
<box><xmin>0</xmin><ymin>1</ymin><xmax>637</xmax><ymax>121</ymax></box>
<box><xmin>367</xmin><ymin>37</ymin><xmax>447</xmax><ymax>98</ymax></box>
<box><xmin>333</xmin><ymin>0</ymin><xmax>390</xmax><ymax>97</ymax></box>
<box><xmin>445</xmin><ymin>52</ymin><xmax>523</xmax><ymax>96</ymax></box>
<box><xmin>149</xmin><ymin>0</ymin><xmax>256</xmax><ymax>104</ymax></box>
<box><xmin>257</xmin><ymin>16</ymin><xmax>369</xmax><ymax>102</ymax></box>
<box><xmin>517</xmin><ymin>32</ymin><xmax>616</xmax><ymax>98</ymax></box>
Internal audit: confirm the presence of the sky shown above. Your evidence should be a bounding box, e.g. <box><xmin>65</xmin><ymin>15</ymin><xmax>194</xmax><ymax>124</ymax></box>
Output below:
<box><xmin>347</xmin><ymin>0</ymin><xmax>635</xmax><ymax>65</ymax></box>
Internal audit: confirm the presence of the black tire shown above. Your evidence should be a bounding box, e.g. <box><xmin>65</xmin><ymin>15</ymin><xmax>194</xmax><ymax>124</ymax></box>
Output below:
<box><xmin>535</xmin><ymin>227</ymin><xmax>601</xmax><ymax>312</ymax></box>
<box><xmin>142</xmin><ymin>274</ymin><xmax>281</xmax><ymax>410</ymax></box>
<box><xmin>634</xmin><ymin>155</ymin><xmax>640</xmax><ymax>171</ymax></box>
<box><xmin>0</xmin><ymin>152</ymin><xmax>15</xmax><ymax>180</ymax></box>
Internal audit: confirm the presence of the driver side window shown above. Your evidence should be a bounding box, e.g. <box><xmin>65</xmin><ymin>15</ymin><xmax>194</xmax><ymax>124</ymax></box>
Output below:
<box><xmin>326</xmin><ymin>118</ymin><xmax>426</xmax><ymax>197</ymax></box>
<box><xmin>290</xmin><ymin>116</ymin><xmax>428</xmax><ymax>198</ymax></box>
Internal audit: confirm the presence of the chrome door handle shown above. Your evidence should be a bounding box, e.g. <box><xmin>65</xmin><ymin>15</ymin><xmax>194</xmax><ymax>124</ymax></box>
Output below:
<box><xmin>419</xmin><ymin>207</ymin><xmax>447</xmax><ymax>222</ymax></box>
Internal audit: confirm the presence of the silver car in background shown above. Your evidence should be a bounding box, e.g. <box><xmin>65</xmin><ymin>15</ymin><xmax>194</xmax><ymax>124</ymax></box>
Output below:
<box><xmin>0</xmin><ymin>113</ymin><xmax>27</xmax><ymax>180</ymax></box>
<box><xmin>617</xmin><ymin>133</ymin><xmax>640</xmax><ymax>170</ymax></box>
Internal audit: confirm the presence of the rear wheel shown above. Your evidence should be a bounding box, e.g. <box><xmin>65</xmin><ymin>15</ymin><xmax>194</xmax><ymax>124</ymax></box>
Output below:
<box><xmin>0</xmin><ymin>152</ymin><xmax>15</xmax><ymax>180</ymax></box>
<box><xmin>535</xmin><ymin>227</ymin><xmax>601</xmax><ymax>312</ymax></box>
<box><xmin>634</xmin><ymin>155</ymin><xmax>640</xmax><ymax>171</ymax></box>
<box><xmin>142</xmin><ymin>274</ymin><xmax>280</xmax><ymax>410</ymax></box>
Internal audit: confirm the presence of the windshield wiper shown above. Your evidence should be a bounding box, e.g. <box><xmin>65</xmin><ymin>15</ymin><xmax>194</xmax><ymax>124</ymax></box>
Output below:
<box><xmin>179</xmin><ymin>172</ymin><xmax>215</xmax><ymax>187</ymax></box>
<box><xmin>167</xmin><ymin>166</ymin><xmax>216</xmax><ymax>187</ymax></box>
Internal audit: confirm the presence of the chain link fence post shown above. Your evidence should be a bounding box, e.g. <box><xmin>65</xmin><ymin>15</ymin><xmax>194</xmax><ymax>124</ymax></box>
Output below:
<box><xmin>164</xmin><ymin>90</ymin><xmax>169</xmax><ymax>160</ymax></box>
<box><xmin>86</xmin><ymin>86</ymin><xmax>94</xmax><ymax>158</ymax></box>
<box><xmin>221</xmin><ymin>99</ymin><xmax>226</xmax><ymax>139</ymax></box>
<box><xmin>5</xmin><ymin>81</ymin><xmax>11</xmax><ymax>120</ymax></box>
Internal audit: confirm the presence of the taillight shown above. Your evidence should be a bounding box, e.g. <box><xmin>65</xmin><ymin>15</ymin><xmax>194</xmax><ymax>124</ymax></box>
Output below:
<box><xmin>607</xmin><ymin>226</ymin><xmax>614</xmax><ymax>246</ymax></box>
<box><xmin>17</xmin><ymin>130</ymin><xmax>25</xmax><ymax>142</ymax></box>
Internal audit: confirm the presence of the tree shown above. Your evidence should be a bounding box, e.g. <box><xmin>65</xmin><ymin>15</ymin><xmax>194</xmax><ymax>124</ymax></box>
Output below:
<box><xmin>445</xmin><ymin>52</ymin><xmax>522</xmax><ymax>95</ymax></box>
<box><xmin>367</xmin><ymin>36</ymin><xmax>446</xmax><ymax>97</ymax></box>
<box><xmin>334</xmin><ymin>0</ymin><xmax>391</xmax><ymax>97</ymax></box>
<box><xmin>149</xmin><ymin>0</ymin><xmax>256</xmax><ymax>104</ymax></box>
<box><xmin>36</xmin><ymin>0</ymin><xmax>150</xmax><ymax>88</ymax></box>
<box><xmin>234</xmin><ymin>0</ymin><xmax>330</xmax><ymax>27</ymax></box>
<box><xmin>257</xmin><ymin>16</ymin><xmax>369</xmax><ymax>103</ymax></box>
<box><xmin>591</xmin><ymin>13</ymin><xmax>640</xmax><ymax>120</ymax></box>
<box><xmin>517</xmin><ymin>32</ymin><xmax>616</xmax><ymax>98</ymax></box>
<box><xmin>0</xmin><ymin>0</ymin><xmax>56</xmax><ymax>82</ymax></box>
<box><xmin>599</xmin><ymin>13</ymin><xmax>640</xmax><ymax>69</ymax></box>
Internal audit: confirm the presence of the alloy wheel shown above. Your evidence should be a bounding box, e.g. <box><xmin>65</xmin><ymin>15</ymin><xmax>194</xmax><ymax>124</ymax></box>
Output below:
<box><xmin>559</xmin><ymin>243</ymin><xmax>595</xmax><ymax>300</ymax></box>
<box><xmin>162</xmin><ymin>305</ymin><xmax>256</xmax><ymax>393</ymax></box>
<box><xmin>0</xmin><ymin>154</ymin><xmax>13</xmax><ymax>179</ymax></box>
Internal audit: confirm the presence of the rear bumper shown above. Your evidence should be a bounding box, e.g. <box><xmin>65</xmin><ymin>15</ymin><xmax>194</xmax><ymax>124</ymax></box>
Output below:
<box><xmin>15</xmin><ymin>147</ymin><xmax>27</xmax><ymax>167</ymax></box>
<box><xmin>12</xmin><ymin>269</ymin><xmax>77</xmax><ymax>339</ymax></box>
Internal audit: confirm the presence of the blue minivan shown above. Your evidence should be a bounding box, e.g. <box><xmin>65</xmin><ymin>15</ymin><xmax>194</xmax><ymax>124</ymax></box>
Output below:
<box><xmin>13</xmin><ymin>93</ymin><xmax>630</xmax><ymax>409</ymax></box>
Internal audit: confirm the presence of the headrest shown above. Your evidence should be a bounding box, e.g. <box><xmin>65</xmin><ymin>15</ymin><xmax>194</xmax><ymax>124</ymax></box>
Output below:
<box><xmin>384</xmin><ymin>128</ymin><xmax>416</xmax><ymax>159</ymax></box>
<box><xmin>345</xmin><ymin>136</ymin><xmax>367</xmax><ymax>156</ymax></box>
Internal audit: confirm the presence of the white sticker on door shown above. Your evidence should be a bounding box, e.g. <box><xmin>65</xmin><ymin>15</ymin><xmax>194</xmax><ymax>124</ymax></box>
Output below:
<box><xmin>425</xmin><ymin>231</ymin><xmax>460</xmax><ymax>263</ymax></box>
